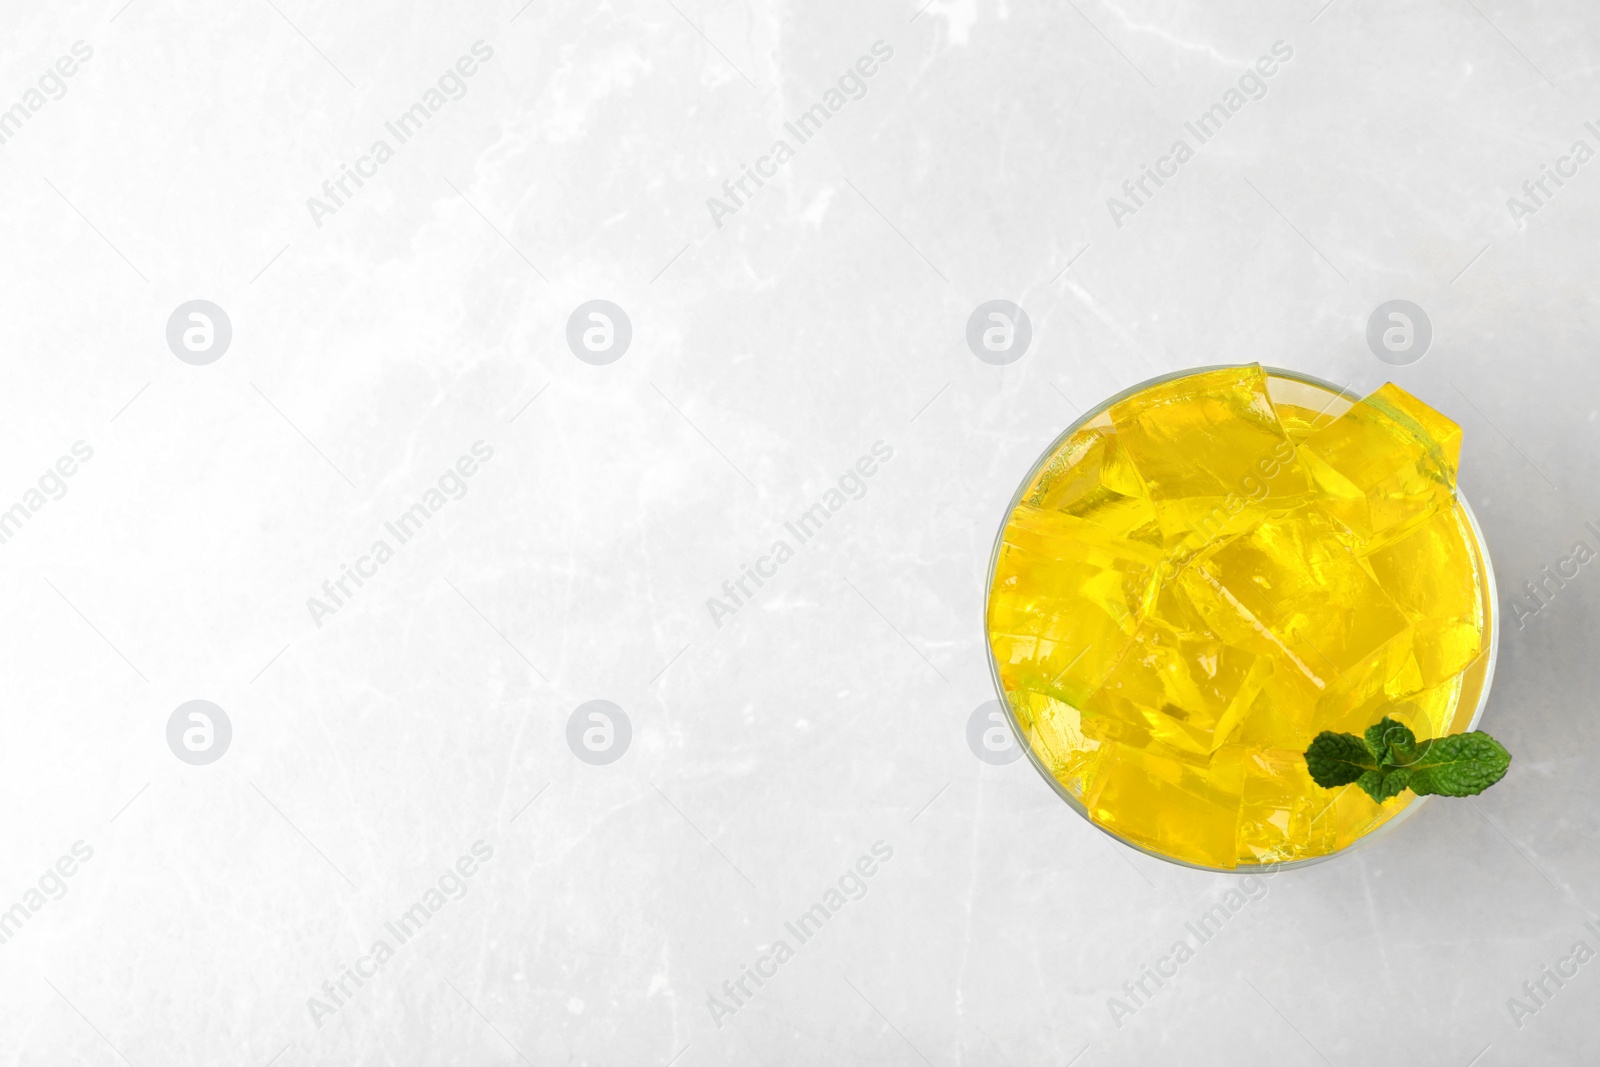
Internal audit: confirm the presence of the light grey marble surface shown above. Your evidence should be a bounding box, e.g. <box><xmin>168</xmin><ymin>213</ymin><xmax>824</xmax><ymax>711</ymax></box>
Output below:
<box><xmin>0</xmin><ymin>1</ymin><xmax>1596</xmax><ymax>1064</ymax></box>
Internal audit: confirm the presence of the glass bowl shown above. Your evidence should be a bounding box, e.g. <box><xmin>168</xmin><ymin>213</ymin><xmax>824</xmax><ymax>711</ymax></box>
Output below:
<box><xmin>982</xmin><ymin>366</ymin><xmax>1499</xmax><ymax>872</ymax></box>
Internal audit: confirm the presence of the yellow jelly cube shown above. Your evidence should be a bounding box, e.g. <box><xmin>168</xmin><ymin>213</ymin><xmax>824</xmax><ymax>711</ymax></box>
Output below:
<box><xmin>1025</xmin><ymin>424</ymin><xmax>1158</xmax><ymax>540</ymax></box>
<box><xmin>1109</xmin><ymin>364</ymin><xmax>1313</xmax><ymax>546</ymax></box>
<box><xmin>1304</xmin><ymin>778</ymin><xmax>1406</xmax><ymax>853</ymax></box>
<box><xmin>989</xmin><ymin>509</ymin><xmax>1162</xmax><ymax>700</ymax></box>
<box><xmin>1380</xmin><ymin>383</ymin><xmax>1463</xmax><ymax>476</ymax></box>
<box><xmin>1298</xmin><ymin>383</ymin><xmax>1460</xmax><ymax>548</ymax></box>
<box><xmin>1083</xmin><ymin>594</ymin><xmax>1273</xmax><ymax>756</ymax></box>
<box><xmin>1081</xmin><ymin>742</ymin><xmax>1246</xmax><ymax>869</ymax></box>
<box><xmin>1179</xmin><ymin>504</ymin><xmax>1411</xmax><ymax>699</ymax></box>
<box><xmin>1236</xmin><ymin>748</ymin><xmax>1326</xmax><ymax>864</ymax></box>
<box><xmin>1272</xmin><ymin>401</ymin><xmax>1338</xmax><ymax>443</ymax></box>
<box><xmin>1391</xmin><ymin>656</ymin><xmax>1479</xmax><ymax>739</ymax></box>
<box><xmin>1311</xmin><ymin>638</ymin><xmax>1420</xmax><ymax>739</ymax></box>
<box><xmin>1008</xmin><ymin>688</ymin><xmax>1102</xmax><ymax>797</ymax></box>
<box><xmin>1364</xmin><ymin>507</ymin><xmax>1484</xmax><ymax>686</ymax></box>
<box><xmin>1024</xmin><ymin>424</ymin><xmax>1108</xmax><ymax>510</ymax></box>
<box><xmin>1229</xmin><ymin>687</ymin><xmax>1311</xmax><ymax>752</ymax></box>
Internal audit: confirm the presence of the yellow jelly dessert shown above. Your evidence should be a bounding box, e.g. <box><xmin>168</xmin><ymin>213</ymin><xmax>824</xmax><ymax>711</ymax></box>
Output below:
<box><xmin>985</xmin><ymin>366</ymin><xmax>1494</xmax><ymax>869</ymax></box>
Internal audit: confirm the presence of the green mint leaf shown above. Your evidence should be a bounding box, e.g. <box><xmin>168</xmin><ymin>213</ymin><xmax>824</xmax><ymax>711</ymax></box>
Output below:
<box><xmin>1305</xmin><ymin>731</ymin><xmax>1377</xmax><ymax>788</ymax></box>
<box><xmin>1363</xmin><ymin>715</ymin><xmax>1416</xmax><ymax>765</ymax></box>
<box><xmin>1304</xmin><ymin>716</ymin><xmax>1513</xmax><ymax>803</ymax></box>
<box><xmin>1356</xmin><ymin>766</ymin><xmax>1412</xmax><ymax>803</ymax></box>
<box><xmin>1405</xmin><ymin>732</ymin><xmax>1513</xmax><ymax>797</ymax></box>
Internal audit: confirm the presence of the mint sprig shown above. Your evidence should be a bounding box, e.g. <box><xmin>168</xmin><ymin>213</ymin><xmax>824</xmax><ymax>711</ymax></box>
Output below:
<box><xmin>1305</xmin><ymin>712</ymin><xmax>1511</xmax><ymax>802</ymax></box>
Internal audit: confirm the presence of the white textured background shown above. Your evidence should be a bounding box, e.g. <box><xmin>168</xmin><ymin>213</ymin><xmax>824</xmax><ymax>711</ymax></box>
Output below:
<box><xmin>0</xmin><ymin>1</ymin><xmax>1597</xmax><ymax>1064</ymax></box>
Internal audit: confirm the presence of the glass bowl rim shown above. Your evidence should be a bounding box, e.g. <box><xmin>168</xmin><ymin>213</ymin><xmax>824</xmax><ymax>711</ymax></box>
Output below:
<box><xmin>981</xmin><ymin>364</ymin><xmax>1500</xmax><ymax>874</ymax></box>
